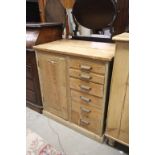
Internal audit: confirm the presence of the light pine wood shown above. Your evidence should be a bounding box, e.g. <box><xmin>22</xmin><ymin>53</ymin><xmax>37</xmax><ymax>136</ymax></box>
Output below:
<box><xmin>71</xmin><ymin>90</ymin><xmax>103</xmax><ymax>109</ymax></box>
<box><xmin>70</xmin><ymin>78</ymin><xmax>104</xmax><ymax>98</ymax></box>
<box><xmin>36</xmin><ymin>52</ymin><xmax>68</xmax><ymax>120</ymax></box>
<box><xmin>71</xmin><ymin>102</ymin><xmax>102</xmax><ymax>135</ymax></box>
<box><xmin>43</xmin><ymin>110</ymin><xmax>104</xmax><ymax>142</ymax></box>
<box><xmin>118</xmin><ymin>80</ymin><xmax>129</xmax><ymax>144</ymax></box>
<box><xmin>69</xmin><ymin>62</ymin><xmax>110</xmax><ymax>137</ymax></box>
<box><xmin>33</xmin><ymin>39</ymin><xmax>115</xmax><ymax>61</ymax></box>
<box><xmin>69</xmin><ymin>68</ymin><xmax>105</xmax><ymax>84</ymax></box>
<box><xmin>105</xmin><ymin>33</ymin><xmax>129</xmax><ymax>145</ymax></box>
<box><xmin>49</xmin><ymin>39</ymin><xmax>115</xmax><ymax>50</ymax></box>
<box><xmin>69</xmin><ymin>57</ymin><xmax>106</xmax><ymax>75</ymax></box>
<box><xmin>35</xmin><ymin>39</ymin><xmax>115</xmax><ymax>142</ymax></box>
<box><xmin>104</xmin><ymin>133</ymin><xmax>128</xmax><ymax>146</ymax></box>
<box><xmin>113</xmin><ymin>32</ymin><xmax>129</xmax><ymax>42</ymax></box>
<box><xmin>66</xmin><ymin>57</ymin><xmax>72</xmax><ymax>123</ymax></box>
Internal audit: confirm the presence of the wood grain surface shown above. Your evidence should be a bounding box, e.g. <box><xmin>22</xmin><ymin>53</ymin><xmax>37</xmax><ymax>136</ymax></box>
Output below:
<box><xmin>34</xmin><ymin>39</ymin><xmax>115</xmax><ymax>61</ymax></box>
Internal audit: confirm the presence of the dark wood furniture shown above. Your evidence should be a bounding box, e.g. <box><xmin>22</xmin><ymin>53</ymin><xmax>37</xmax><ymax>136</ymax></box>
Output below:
<box><xmin>26</xmin><ymin>0</ymin><xmax>65</xmax><ymax>113</ymax></box>
<box><xmin>113</xmin><ymin>0</ymin><xmax>129</xmax><ymax>35</ymax></box>
<box><xmin>26</xmin><ymin>23</ymin><xmax>63</xmax><ymax>113</ymax></box>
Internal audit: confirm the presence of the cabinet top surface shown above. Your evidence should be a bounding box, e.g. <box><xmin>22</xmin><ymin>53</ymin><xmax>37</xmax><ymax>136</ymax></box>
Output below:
<box><xmin>33</xmin><ymin>39</ymin><xmax>115</xmax><ymax>61</ymax></box>
<box><xmin>113</xmin><ymin>33</ymin><xmax>129</xmax><ymax>42</ymax></box>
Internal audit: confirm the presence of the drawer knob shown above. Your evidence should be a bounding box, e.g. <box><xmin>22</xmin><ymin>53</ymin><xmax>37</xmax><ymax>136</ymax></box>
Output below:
<box><xmin>80</xmin><ymin>65</ymin><xmax>92</xmax><ymax>71</ymax></box>
<box><xmin>80</xmin><ymin>96</ymin><xmax>91</xmax><ymax>103</ymax></box>
<box><xmin>80</xmin><ymin>107</ymin><xmax>91</xmax><ymax>113</ymax></box>
<box><xmin>80</xmin><ymin>119</ymin><xmax>90</xmax><ymax>125</ymax></box>
<box><xmin>80</xmin><ymin>85</ymin><xmax>91</xmax><ymax>91</ymax></box>
<box><xmin>48</xmin><ymin>60</ymin><xmax>56</xmax><ymax>64</ymax></box>
<box><xmin>80</xmin><ymin>74</ymin><xmax>92</xmax><ymax>81</ymax></box>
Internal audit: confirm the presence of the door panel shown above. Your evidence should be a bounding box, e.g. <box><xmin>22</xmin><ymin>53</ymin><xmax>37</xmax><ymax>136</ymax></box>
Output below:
<box><xmin>37</xmin><ymin>52</ymin><xmax>68</xmax><ymax>120</ymax></box>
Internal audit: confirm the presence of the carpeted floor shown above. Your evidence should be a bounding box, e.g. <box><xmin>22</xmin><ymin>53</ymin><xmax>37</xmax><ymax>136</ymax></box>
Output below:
<box><xmin>27</xmin><ymin>128</ymin><xmax>63</xmax><ymax>155</ymax></box>
<box><xmin>26</xmin><ymin>108</ymin><xmax>127</xmax><ymax>155</ymax></box>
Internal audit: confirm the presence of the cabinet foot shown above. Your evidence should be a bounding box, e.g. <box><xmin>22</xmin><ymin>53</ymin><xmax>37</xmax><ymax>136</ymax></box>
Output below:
<box><xmin>104</xmin><ymin>136</ymin><xmax>115</xmax><ymax>146</ymax></box>
<box><xmin>108</xmin><ymin>138</ymin><xmax>115</xmax><ymax>146</ymax></box>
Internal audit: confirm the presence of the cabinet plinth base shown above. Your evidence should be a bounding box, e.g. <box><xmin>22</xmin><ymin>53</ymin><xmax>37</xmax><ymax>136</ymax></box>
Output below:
<box><xmin>104</xmin><ymin>134</ymin><xmax>129</xmax><ymax>146</ymax></box>
<box><xmin>43</xmin><ymin>110</ymin><xmax>104</xmax><ymax>143</ymax></box>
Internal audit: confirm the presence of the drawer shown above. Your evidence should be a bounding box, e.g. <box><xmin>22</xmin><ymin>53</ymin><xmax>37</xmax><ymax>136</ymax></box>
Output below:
<box><xmin>69</xmin><ymin>57</ymin><xmax>106</xmax><ymax>75</ymax></box>
<box><xmin>70</xmin><ymin>78</ymin><xmax>104</xmax><ymax>97</ymax></box>
<box><xmin>71</xmin><ymin>102</ymin><xmax>102</xmax><ymax>135</ymax></box>
<box><xmin>71</xmin><ymin>90</ymin><xmax>103</xmax><ymax>109</ymax></box>
<box><xmin>69</xmin><ymin>68</ymin><xmax>105</xmax><ymax>84</ymax></box>
<box><xmin>26</xmin><ymin>89</ymin><xmax>36</xmax><ymax>103</ymax></box>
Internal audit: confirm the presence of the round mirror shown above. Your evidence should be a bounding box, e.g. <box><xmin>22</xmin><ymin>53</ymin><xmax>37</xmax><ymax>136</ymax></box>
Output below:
<box><xmin>72</xmin><ymin>0</ymin><xmax>117</xmax><ymax>29</ymax></box>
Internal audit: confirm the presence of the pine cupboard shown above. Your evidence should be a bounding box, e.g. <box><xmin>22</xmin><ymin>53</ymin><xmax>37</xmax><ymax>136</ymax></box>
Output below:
<box><xmin>105</xmin><ymin>33</ymin><xmax>129</xmax><ymax>146</ymax></box>
<box><xmin>34</xmin><ymin>40</ymin><xmax>115</xmax><ymax>142</ymax></box>
<box><xmin>36</xmin><ymin>53</ymin><xmax>68</xmax><ymax>119</ymax></box>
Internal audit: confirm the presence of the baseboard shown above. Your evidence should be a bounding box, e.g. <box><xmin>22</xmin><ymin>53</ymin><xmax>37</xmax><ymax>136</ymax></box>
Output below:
<box><xmin>43</xmin><ymin>110</ymin><xmax>104</xmax><ymax>143</ymax></box>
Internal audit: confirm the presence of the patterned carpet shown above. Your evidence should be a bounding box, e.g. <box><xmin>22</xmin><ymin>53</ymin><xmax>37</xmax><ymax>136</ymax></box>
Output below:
<box><xmin>26</xmin><ymin>128</ymin><xmax>64</xmax><ymax>155</ymax></box>
<box><xmin>27</xmin><ymin>108</ymin><xmax>127</xmax><ymax>155</ymax></box>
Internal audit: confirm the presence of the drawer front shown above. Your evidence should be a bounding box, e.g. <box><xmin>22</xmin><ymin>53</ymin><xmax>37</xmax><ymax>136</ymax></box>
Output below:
<box><xmin>71</xmin><ymin>102</ymin><xmax>102</xmax><ymax>135</ymax></box>
<box><xmin>69</xmin><ymin>68</ymin><xmax>105</xmax><ymax>85</ymax></box>
<box><xmin>69</xmin><ymin>58</ymin><xmax>106</xmax><ymax>75</ymax></box>
<box><xmin>71</xmin><ymin>90</ymin><xmax>103</xmax><ymax>109</ymax></box>
<box><xmin>70</xmin><ymin>78</ymin><xmax>104</xmax><ymax>97</ymax></box>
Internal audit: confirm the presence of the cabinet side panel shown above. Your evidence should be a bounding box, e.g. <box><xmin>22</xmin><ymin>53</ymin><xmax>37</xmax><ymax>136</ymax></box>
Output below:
<box><xmin>105</xmin><ymin>42</ymin><xmax>129</xmax><ymax>140</ymax></box>
<box><xmin>118</xmin><ymin>79</ymin><xmax>129</xmax><ymax>144</ymax></box>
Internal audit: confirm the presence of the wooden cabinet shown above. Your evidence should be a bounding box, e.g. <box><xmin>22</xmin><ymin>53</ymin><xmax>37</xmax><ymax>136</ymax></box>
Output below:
<box><xmin>34</xmin><ymin>39</ymin><xmax>115</xmax><ymax>142</ymax></box>
<box><xmin>105</xmin><ymin>33</ymin><xmax>129</xmax><ymax>145</ymax></box>
<box><xmin>71</xmin><ymin>100</ymin><xmax>103</xmax><ymax>135</ymax></box>
<box><xmin>26</xmin><ymin>23</ymin><xmax>63</xmax><ymax>113</ymax></box>
<box><xmin>26</xmin><ymin>50</ymin><xmax>43</xmax><ymax>113</ymax></box>
<box><xmin>36</xmin><ymin>53</ymin><xmax>68</xmax><ymax>120</ymax></box>
<box><xmin>68</xmin><ymin>57</ymin><xmax>109</xmax><ymax>136</ymax></box>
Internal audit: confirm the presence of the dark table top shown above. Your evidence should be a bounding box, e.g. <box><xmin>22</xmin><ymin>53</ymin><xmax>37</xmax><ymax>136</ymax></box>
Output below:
<box><xmin>26</xmin><ymin>22</ymin><xmax>63</xmax><ymax>28</ymax></box>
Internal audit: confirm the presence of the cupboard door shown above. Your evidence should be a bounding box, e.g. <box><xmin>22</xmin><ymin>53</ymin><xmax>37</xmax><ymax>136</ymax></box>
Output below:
<box><xmin>37</xmin><ymin>52</ymin><xmax>68</xmax><ymax>120</ymax></box>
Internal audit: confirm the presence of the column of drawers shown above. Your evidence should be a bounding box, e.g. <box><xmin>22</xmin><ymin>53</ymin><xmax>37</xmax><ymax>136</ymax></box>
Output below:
<box><xmin>68</xmin><ymin>57</ymin><xmax>106</xmax><ymax>136</ymax></box>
